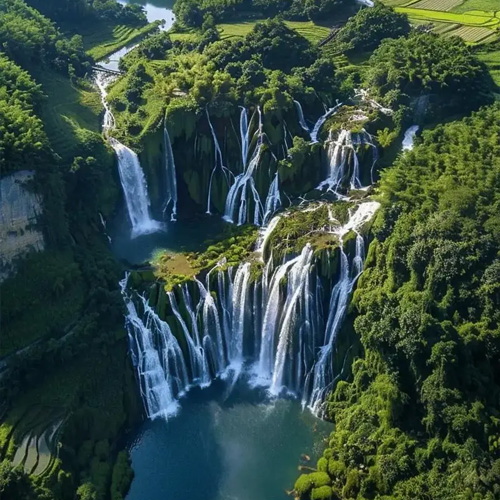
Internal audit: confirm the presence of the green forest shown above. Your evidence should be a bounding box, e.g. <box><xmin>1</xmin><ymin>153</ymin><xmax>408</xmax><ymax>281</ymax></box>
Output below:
<box><xmin>0</xmin><ymin>0</ymin><xmax>499</xmax><ymax>499</ymax></box>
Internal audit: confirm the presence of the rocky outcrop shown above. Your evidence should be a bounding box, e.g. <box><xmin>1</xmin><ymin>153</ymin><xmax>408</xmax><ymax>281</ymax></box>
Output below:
<box><xmin>0</xmin><ymin>171</ymin><xmax>44</xmax><ymax>281</ymax></box>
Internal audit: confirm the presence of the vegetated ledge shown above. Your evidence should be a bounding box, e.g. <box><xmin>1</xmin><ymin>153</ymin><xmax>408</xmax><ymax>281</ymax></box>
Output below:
<box><xmin>128</xmin><ymin>197</ymin><xmax>378</xmax><ymax>295</ymax></box>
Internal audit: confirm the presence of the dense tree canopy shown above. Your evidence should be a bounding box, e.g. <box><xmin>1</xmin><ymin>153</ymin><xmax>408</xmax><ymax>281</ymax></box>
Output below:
<box><xmin>295</xmin><ymin>103</ymin><xmax>500</xmax><ymax>500</ymax></box>
<box><xmin>0</xmin><ymin>0</ymin><xmax>92</xmax><ymax>76</ymax></box>
<box><xmin>334</xmin><ymin>2</ymin><xmax>410</xmax><ymax>53</ymax></box>
<box><xmin>173</xmin><ymin>0</ymin><xmax>350</xmax><ymax>27</ymax></box>
<box><xmin>365</xmin><ymin>32</ymin><xmax>493</xmax><ymax>114</ymax></box>
<box><xmin>25</xmin><ymin>0</ymin><xmax>146</xmax><ymax>24</ymax></box>
<box><xmin>0</xmin><ymin>52</ymin><xmax>48</xmax><ymax>172</ymax></box>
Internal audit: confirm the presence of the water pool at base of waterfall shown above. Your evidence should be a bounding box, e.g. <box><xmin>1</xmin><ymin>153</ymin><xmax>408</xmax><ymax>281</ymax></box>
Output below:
<box><xmin>126</xmin><ymin>378</ymin><xmax>332</xmax><ymax>500</ymax></box>
<box><xmin>109</xmin><ymin>211</ymin><xmax>230</xmax><ymax>264</ymax></box>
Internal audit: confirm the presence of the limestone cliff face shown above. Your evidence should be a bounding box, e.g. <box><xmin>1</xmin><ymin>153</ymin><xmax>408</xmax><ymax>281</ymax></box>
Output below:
<box><xmin>0</xmin><ymin>171</ymin><xmax>44</xmax><ymax>281</ymax></box>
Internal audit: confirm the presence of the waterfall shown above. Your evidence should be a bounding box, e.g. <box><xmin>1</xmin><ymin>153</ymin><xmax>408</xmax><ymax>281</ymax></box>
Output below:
<box><xmin>294</xmin><ymin>100</ymin><xmax>343</xmax><ymax>144</ymax></box>
<box><xmin>310</xmin><ymin>103</ymin><xmax>342</xmax><ymax>144</ymax></box>
<box><xmin>402</xmin><ymin>125</ymin><xmax>419</xmax><ymax>151</ymax></box>
<box><xmin>206</xmin><ymin>109</ymin><xmax>232</xmax><ymax>214</ymax></box>
<box><xmin>95</xmin><ymin>73</ymin><xmax>115</xmax><ymax>134</ymax></box>
<box><xmin>262</xmin><ymin>172</ymin><xmax>281</xmax><ymax>226</ymax></box>
<box><xmin>124</xmin><ymin>193</ymin><xmax>379</xmax><ymax>419</ymax></box>
<box><xmin>110</xmin><ymin>139</ymin><xmax>163</xmax><ymax>237</ymax></box>
<box><xmin>223</xmin><ymin>108</ymin><xmax>265</xmax><ymax>225</ymax></box>
<box><xmin>95</xmin><ymin>70</ymin><xmax>160</xmax><ymax>236</ymax></box>
<box><xmin>317</xmin><ymin>129</ymin><xmax>377</xmax><ymax>193</ymax></box>
<box><xmin>163</xmin><ymin>118</ymin><xmax>178</xmax><ymax>222</ymax></box>
<box><xmin>269</xmin><ymin>244</ymin><xmax>314</xmax><ymax>395</ymax></box>
<box><xmin>240</xmin><ymin>106</ymin><xmax>250</xmax><ymax>167</ymax></box>
<box><xmin>255</xmin><ymin>215</ymin><xmax>281</xmax><ymax>261</ymax></box>
<box><xmin>294</xmin><ymin>100</ymin><xmax>310</xmax><ymax>135</ymax></box>
<box><xmin>121</xmin><ymin>275</ymin><xmax>189</xmax><ymax>419</ymax></box>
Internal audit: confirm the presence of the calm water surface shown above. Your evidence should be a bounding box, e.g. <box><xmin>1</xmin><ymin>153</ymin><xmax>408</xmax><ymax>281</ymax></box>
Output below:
<box><xmin>118</xmin><ymin>0</ymin><xmax>175</xmax><ymax>27</ymax></box>
<box><xmin>126</xmin><ymin>379</ymin><xmax>332</xmax><ymax>500</ymax></box>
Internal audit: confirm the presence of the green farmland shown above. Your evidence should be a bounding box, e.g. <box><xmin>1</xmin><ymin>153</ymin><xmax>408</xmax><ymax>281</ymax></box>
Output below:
<box><xmin>381</xmin><ymin>0</ymin><xmax>499</xmax><ymax>44</ymax></box>
<box><xmin>217</xmin><ymin>20</ymin><xmax>331</xmax><ymax>44</ymax></box>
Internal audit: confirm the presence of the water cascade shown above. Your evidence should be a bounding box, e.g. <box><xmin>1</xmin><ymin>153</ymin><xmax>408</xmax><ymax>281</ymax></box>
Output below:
<box><xmin>294</xmin><ymin>100</ymin><xmax>310</xmax><ymax>135</ymax></box>
<box><xmin>317</xmin><ymin>129</ymin><xmax>377</xmax><ymax>193</ymax></box>
<box><xmin>402</xmin><ymin>125</ymin><xmax>419</xmax><ymax>151</ymax></box>
<box><xmin>124</xmin><ymin>201</ymin><xmax>379</xmax><ymax>419</ymax></box>
<box><xmin>223</xmin><ymin>108</ymin><xmax>274</xmax><ymax>226</ymax></box>
<box><xmin>95</xmin><ymin>70</ymin><xmax>161</xmax><ymax>237</ymax></box>
<box><xmin>163</xmin><ymin>118</ymin><xmax>178</xmax><ymax>222</ymax></box>
<box><xmin>310</xmin><ymin>103</ymin><xmax>343</xmax><ymax>144</ymax></box>
<box><xmin>206</xmin><ymin>110</ymin><xmax>232</xmax><ymax>214</ymax></box>
<box><xmin>294</xmin><ymin>99</ymin><xmax>343</xmax><ymax>144</ymax></box>
<box><xmin>240</xmin><ymin>106</ymin><xmax>250</xmax><ymax>167</ymax></box>
<box><xmin>110</xmin><ymin>139</ymin><xmax>163</xmax><ymax>237</ymax></box>
<box><xmin>121</xmin><ymin>276</ymin><xmax>189</xmax><ymax>419</ymax></box>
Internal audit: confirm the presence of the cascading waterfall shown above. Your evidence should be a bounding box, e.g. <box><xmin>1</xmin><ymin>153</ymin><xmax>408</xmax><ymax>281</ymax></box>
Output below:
<box><xmin>402</xmin><ymin>125</ymin><xmax>419</xmax><ymax>151</ymax></box>
<box><xmin>223</xmin><ymin>108</ymin><xmax>266</xmax><ymax>225</ymax></box>
<box><xmin>121</xmin><ymin>275</ymin><xmax>189</xmax><ymax>419</ymax></box>
<box><xmin>163</xmin><ymin>118</ymin><xmax>178</xmax><ymax>222</ymax></box>
<box><xmin>310</xmin><ymin>103</ymin><xmax>343</xmax><ymax>144</ymax></box>
<box><xmin>206</xmin><ymin>109</ymin><xmax>232</xmax><ymax>214</ymax></box>
<box><xmin>124</xmin><ymin>201</ymin><xmax>379</xmax><ymax>419</ymax></box>
<box><xmin>223</xmin><ymin>107</ymin><xmax>282</xmax><ymax>226</ymax></box>
<box><xmin>110</xmin><ymin>139</ymin><xmax>163</xmax><ymax>237</ymax></box>
<box><xmin>294</xmin><ymin>99</ymin><xmax>343</xmax><ymax>144</ymax></box>
<box><xmin>294</xmin><ymin>100</ymin><xmax>310</xmax><ymax>135</ymax></box>
<box><xmin>262</xmin><ymin>173</ymin><xmax>281</xmax><ymax>226</ymax></box>
<box><xmin>95</xmin><ymin>70</ymin><xmax>160</xmax><ymax>237</ymax></box>
<box><xmin>240</xmin><ymin>106</ymin><xmax>250</xmax><ymax>167</ymax></box>
<box><xmin>317</xmin><ymin>129</ymin><xmax>377</xmax><ymax>193</ymax></box>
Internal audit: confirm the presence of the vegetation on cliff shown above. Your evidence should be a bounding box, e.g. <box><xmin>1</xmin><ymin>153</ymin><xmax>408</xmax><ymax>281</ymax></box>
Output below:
<box><xmin>1</xmin><ymin>0</ymin><xmax>499</xmax><ymax>499</ymax></box>
<box><xmin>295</xmin><ymin>103</ymin><xmax>500</xmax><ymax>500</ymax></box>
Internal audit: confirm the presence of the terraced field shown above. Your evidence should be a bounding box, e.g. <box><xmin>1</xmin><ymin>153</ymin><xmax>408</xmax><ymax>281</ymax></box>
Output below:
<box><xmin>411</xmin><ymin>0</ymin><xmax>462</xmax><ymax>10</ymax></box>
<box><xmin>73</xmin><ymin>21</ymin><xmax>159</xmax><ymax>60</ymax></box>
<box><xmin>217</xmin><ymin>20</ymin><xmax>331</xmax><ymax>44</ymax></box>
<box><xmin>381</xmin><ymin>0</ymin><xmax>500</xmax><ymax>44</ymax></box>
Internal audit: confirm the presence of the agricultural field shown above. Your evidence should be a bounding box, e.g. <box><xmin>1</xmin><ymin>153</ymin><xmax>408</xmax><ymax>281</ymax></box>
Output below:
<box><xmin>217</xmin><ymin>20</ymin><xmax>331</xmax><ymax>44</ymax></box>
<box><xmin>381</xmin><ymin>0</ymin><xmax>500</xmax><ymax>44</ymax></box>
<box><xmin>74</xmin><ymin>21</ymin><xmax>160</xmax><ymax>60</ymax></box>
<box><xmin>477</xmin><ymin>46</ymin><xmax>500</xmax><ymax>86</ymax></box>
<box><xmin>410</xmin><ymin>0</ymin><xmax>462</xmax><ymax>11</ymax></box>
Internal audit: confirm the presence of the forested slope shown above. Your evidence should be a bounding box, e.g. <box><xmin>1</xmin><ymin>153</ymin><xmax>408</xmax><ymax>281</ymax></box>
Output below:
<box><xmin>296</xmin><ymin>104</ymin><xmax>500</xmax><ymax>500</ymax></box>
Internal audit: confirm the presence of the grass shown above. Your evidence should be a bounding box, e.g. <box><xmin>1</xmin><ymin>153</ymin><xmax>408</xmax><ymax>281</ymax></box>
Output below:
<box><xmin>446</xmin><ymin>24</ymin><xmax>494</xmax><ymax>41</ymax></box>
<box><xmin>391</xmin><ymin>3</ymin><xmax>500</xmax><ymax>43</ymax></box>
<box><xmin>63</xmin><ymin>20</ymin><xmax>160</xmax><ymax>61</ymax></box>
<box><xmin>477</xmin><ymin>47</ymin><xmax>500</xmax><ymax>86</ymax></box>
<box><xmin>217</xmin><ymin>20</ymin><xmax>331</xmax><ymax>44</ymax></box>
<box><xmin>34</xmin><ymin>70</ymin><xmax>101</xmax><ymax>161</ymax></box>
<box><xmin>395</xmin><ymin>6</ymin><xmax>499</xmax><ymax>25</ymax></box>
<box><xmin>452</xmin><ymin>0</ymin><xmax>500</xmax><ymax>12</ymax></box>
<box><xmin>411</xmin><ymin>0</ymin><xmax>463</xmax><ymax>10</ymax></box>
